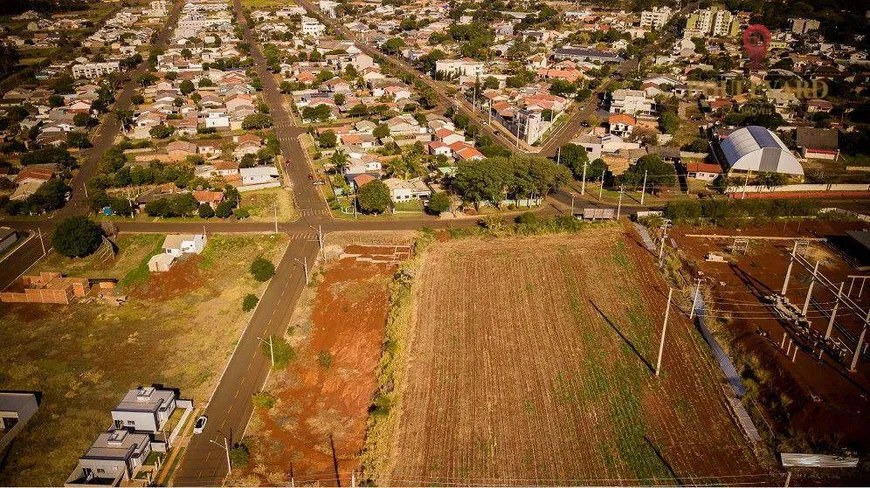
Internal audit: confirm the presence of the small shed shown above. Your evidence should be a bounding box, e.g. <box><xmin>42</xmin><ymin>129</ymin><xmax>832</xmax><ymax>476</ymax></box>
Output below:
<box><xmin>147</xmin><ymin>253</ymin><xmax>175</xmax><ymax>272</ymax></box>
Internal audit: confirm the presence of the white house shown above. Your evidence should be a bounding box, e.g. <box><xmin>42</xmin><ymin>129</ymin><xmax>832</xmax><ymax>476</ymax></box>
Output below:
<box><xmin>301</xmin><ymin>16</ymin><xmax>325</xmax><ymax>37</ymax></box>
<box><xmin>610</xmin><ymin>89</ymin><xmax>655</xmax><ymax>116</ymax></box>
<box><xmin>435</xmin><ymin>59</ymin><xmax>485</xmax><ymax>78</ymax></box>
<box><xmin>162</xmin><ymin>234</ymin><xmax>207</xmax><ymax>257</ymax></box>
<box><xmin>240</xmin><ymin>166</ymin><xmax>280</xmax><ymax>185</ymax></box>
<box><xmin>383</xmin><ymin>178</ymin><xmax>431</xmax><ymax>203</ymax></box>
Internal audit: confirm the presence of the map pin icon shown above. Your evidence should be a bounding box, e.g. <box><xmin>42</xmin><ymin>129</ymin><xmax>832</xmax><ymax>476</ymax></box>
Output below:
<box><xmin>743</xmin><ymin>24</ymin><xmax>771</xmax><ymax>70</ymax></box>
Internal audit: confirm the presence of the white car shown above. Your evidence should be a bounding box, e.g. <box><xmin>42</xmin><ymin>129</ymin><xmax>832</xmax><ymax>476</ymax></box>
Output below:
<box><xmin>193</xmin><ymin>415</ymin><xmax>207</xmax><ymax>434</ymax></box>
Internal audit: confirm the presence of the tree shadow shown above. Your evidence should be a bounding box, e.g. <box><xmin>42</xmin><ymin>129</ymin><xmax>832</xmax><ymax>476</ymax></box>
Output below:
<box><xmin>644</xmin><ymin>436</ymin><xmax>683</xmax><ymax>486</ymax></box>
<box><xmin>591</xmin><ymin>300</ymin><xmax>654</xmax><ymax>373</ymax></box>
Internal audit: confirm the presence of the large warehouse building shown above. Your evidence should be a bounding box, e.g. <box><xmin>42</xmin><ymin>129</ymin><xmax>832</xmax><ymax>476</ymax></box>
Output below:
<box><xmin>717</xmin><ymin>125</ymin><xmax>804</xmax><ymax>176</ymax></box>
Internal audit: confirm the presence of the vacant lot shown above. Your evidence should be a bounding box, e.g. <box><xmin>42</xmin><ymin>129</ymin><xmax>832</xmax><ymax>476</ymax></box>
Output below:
<box><xmin>229</xmin><ymin>243</ymin><xmax>411</xmax><ymax>486</ymax></box>
<box><xmin>239</xmin><ymin>187</ymin><xmax>297</xmax><ymax>223</ymax></box>
<box><xmin>0</xmin><ymin>233</ymin><xmax>288</xmax><ymax>485</ymax></box>
<box><xmin>379</xmin><ymin>228</ymin><xmax>769</xmax><ymax>485</ymax></box>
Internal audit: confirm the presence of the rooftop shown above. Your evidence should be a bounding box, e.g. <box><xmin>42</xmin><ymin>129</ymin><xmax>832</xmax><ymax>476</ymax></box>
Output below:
<box><xmin>114</xmin><ymin>387</ymin><xmax>175</xmax><ymax>414</ymax></box>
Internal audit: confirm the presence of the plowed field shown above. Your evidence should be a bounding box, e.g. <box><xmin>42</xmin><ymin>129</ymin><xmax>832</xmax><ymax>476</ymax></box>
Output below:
<box><xmin>384</xmin><ymin>227</ymin><xmax>773</xmax><ymax>486</ymax></box>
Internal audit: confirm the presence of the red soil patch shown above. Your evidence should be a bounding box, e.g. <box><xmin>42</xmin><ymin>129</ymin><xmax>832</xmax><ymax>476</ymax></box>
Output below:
<box><xmin>246</xmin><ymin>258</ymin><xmax>395</xmax><ymax>486</ymax></box>
<box><xmin>131</xmin><ymin>256</ymin><xmax>208</xmax><ymax>301</ymax></box>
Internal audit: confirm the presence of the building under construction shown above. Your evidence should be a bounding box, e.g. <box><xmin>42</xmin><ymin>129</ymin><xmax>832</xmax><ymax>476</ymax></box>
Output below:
<box><xmin>1</xmin><ymin>272</ymin><xmax>91</xmax><ymax>304</ymax></box>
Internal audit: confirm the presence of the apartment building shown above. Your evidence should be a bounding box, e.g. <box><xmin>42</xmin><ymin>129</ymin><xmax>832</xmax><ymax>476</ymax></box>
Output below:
<box><xmin>640</xmin><ymin>6</ymin><xmax>673</xmax><ymax>30</ymax></box>
<box><xmin>71</xmin><ymin>61</ymin><xmax>120</xmax><ymax>79</ymax></box>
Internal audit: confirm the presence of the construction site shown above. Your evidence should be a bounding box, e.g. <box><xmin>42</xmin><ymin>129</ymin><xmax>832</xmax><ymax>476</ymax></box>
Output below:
<box><xmin>670</xmin><ymin>220</ymin><xmax>869</xmax><ymax>475</ymax></box>
<box><xmin>0</xmin><ymin>272</ymin><xmax>118</xmax><ymax>305</ymax></box>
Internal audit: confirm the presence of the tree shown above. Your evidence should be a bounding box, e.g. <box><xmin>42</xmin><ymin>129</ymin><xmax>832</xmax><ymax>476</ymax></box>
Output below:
<box><xmin>318</xmin><ymin>130</ymin><xmax>337</xmax><ymax>148</ymax></box>
<box><xmin>620</xmin><ymin>155</ymin><xmax>676</xmax><ymax>191</ymax></box>
<box><xmin>382</xmin><ymin>37</ymin><xmax>406</xmax><ymax>54</ymax></box>
<box><xmin>357</xmin><ymin>180</ymin><xmax>391</xmax><ymax>214</ymax></box>
<box><xmin>73</xmin><ymin>112</ymin><xmax>93</xmax><ymax>127</ymax></box>
<box><xmin>333</xmin><ymin>93</ymin><xmax>346</xmax><ymax>106</ymax></box>
<box><xmin>330</xmin><ymin>149</ymin><xmax>349</xmax><ymax>173</ymax></box>
<box><xmin>427</xmin><ymin>191</ymin><xmax>451</xmax><ymax>214</ymax></box>
<box><xmin>250</xmin><ymin>256</ymin><xmax>276</xmax><ymax>281</ymax></box>
<box><xmin>0</xmin><ymin>41</ymin><xmax>20</xmax><ymax>75</ymax></box>
<box><xmin>215</xmin><ymin>200</ymin><xmax>235</xmax><ymax>218</ymax></box>
<box><xmin>149</xmin><ymin>124</ymin><xmax>174</xmax><ymax>139</ymax></box>
<box><xmin>179</xmin><ymin>79</ymin><xmax>195</xmax><ymax>95</ymax></box>
<box><xmin>659</xmin><ymin>111</ymin><xmax>680</xmax><ymax>135</ymax></box>
<box><xmin>558</xmin><ymin>143</ymin><xmax>589</xmax><ymax>180</ymax></box>
<box><xmin>67</xmin><ymin>131</ymin><xmax>91</xmax><ymax>148</ymax></box>
<box><xmin>372</xmin><ymin>123</ymin><xmax>390</xmax><ymax>140</ymax></box>
<box><xmin>198</xmin><ymin>203</ymin><xmax>215</xmax><ymax>218</ymax></box>
<box><xmin>242</xmin><ymin>293</ymin><xmax>259</xmax><ymax>311</ymax></box>
<box><xmin>52</xmin><ymin>216</ymin><xmax>102</xmax><ymax>258</ymax></box>
<box><xmin>242</xmin><ymin>113</ymin><xmax>273</xmax><ymax>130</ymax></box>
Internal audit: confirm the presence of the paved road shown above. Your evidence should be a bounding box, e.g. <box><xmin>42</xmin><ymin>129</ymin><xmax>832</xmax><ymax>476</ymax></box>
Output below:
<box><xmin>294</xmin><ymin>0</ymin><xmax>521</xmax><ymax>153</ymax></box>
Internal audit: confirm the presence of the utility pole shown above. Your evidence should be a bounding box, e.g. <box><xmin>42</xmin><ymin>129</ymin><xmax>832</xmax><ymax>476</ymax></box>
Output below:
<box><xmin>295</xmin><ymin>257</ymin><xmax>309</xmax><ymax>285</ymax></box>
<box><xmin>557</xmin><ymin>146</ymin><xmax>561</xmax><ymax>164</ymax></box>
<box><xmin>317</xmin><ymin>225</ymin><xmax>323</xmax><ymax>255</ymax></box>
<box><xmin>616</xmin><ymin>185</ymin><xmax>624</xmax><ymax>219</ymax></box>
<box><xmin>656</xmin><ymin>288</ymin><xmax>673</xmax><ymax>377</ymax></box>
<box><xmin>581</xmin><ymin>160</ymin><xmax>588</xmax><ymax>195</ymax></box>
<box><xmin>209</xmin><ymin>437</ymin><xmax>232</xmax><ymax>475</ymax></box>
<box><xmin>598</xmin><ymin>167</ymin><xmax>605</xmax><ymax>200</ymax></box>
<box><xmin>689</xmin><ymin>278</ymin><xmax>702</xmax><ymax>320</ymax></box>
<box><xmin>569</xmin><ymin>192</ymin><xmax>575</xmax><ymax>217</ymax></box>
<box><xmin>273</xmin><ymin>201</ymin><xmax>278</xmax><ymax>234</ymax></box>
<box><xmin>640</xmin><ymin>170</ymin><xmax>648</xmax><ymax>205</ymax></box>
<box><xmin>851</xmin><ymin>314</ymin><xmax>868</xmax><ymax>372</ymax></box>
<box><xmin>258</xmin><ymin>336</ymin><xmax>274</xmax><ymax>367</ymax></box>
<box><xmin>781</xmin><ymin>241</ymin><xmax>798</xmax><ymax>295</ymax></box>
<box><xmin>658</xmin><ymin>222</ymin><xmax>670</xmax><ymax>267</ymax></box>
<box><xmin>824</xmin><ymin>282</ymin><xmax>844</xmax><ymax>340</ymax></box>
<box><xmin>37</xmin><ymin>228</ymin><xmax>46</xmax><ymax>256</ymax></box>
<box><xmin>741</xmin><ymin>170</ymin><xmax>751</xmax><ymax>200</ymax></box>
<box><xmin>801</xmin><ymin>261</ymin><xmax>820</xmax><ymax>317</ymax></box>
<box><xmin>784</xmin><ymin>471</ymin><xmax>791</xmax><ymax>488</ymax></box>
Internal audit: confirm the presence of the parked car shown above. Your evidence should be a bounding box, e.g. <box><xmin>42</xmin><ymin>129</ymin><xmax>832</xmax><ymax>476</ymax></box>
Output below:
<box><xmin>193</xmin><ymin>415</ymin><xmax>207</xmax><ymax>434</ymax></box>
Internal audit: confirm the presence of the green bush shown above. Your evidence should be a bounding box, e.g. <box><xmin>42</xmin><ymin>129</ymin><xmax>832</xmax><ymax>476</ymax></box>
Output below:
<box><xmin>249</xmin><ymin>257</ymin><xmax>275</xmax><ymax>281</ymax></box>
<box><xmin>242</xmin><ymin>293</ymin><xmax>258</xmax><ymax>311</ymax></box>
<box><xmin>427</xmin><ymin>191</ymin><xmax>451</xmax><ymax>214</ymax></box>
<box><xmin>229</xmin><ymin>442</ymin><xmax>250</xmax><ymax>468</ymax></box>
<box><xmin>252</xmin><ymin>391</ymin><xmax>275</xmax><ymax>409</ymax></box>
<box><xmin>198</xmin><ymin>203</ymin><xmax>215</xmax><ymax>219</ymax></box>
<box><xmin>265</xmin><ymin>337</ymin><xmax>296</xmax><ymax>369</ymax></box>
<box><xmin>317</xmin><ymin>350</ymin><xmax>333</xmax><ymax>369</ymax></box>
<box><xmin>665</xmin><ymin>198</ymin><xmax>820</xmax><ymax>225</ymax></box>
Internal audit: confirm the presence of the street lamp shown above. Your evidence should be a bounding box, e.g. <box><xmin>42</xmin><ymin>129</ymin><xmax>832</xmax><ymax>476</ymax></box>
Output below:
<box><xmin>209</xmin><ymin>437</ymin><xmax>232</xmax><ymax>475</ymax></box>
<box><xmin>293</xmin><ymin>257</ymin><xmax>309</xmax><ymax>285</ymax></box>
<box><xmin>569</xmin><ymin>192</ymin><xmax>576</xmax><ymax>217</ymax></box>
<box><xmin>257</xmin><ymin>335</ymin><xmax>274</xmax><ymax>367</ymax></box>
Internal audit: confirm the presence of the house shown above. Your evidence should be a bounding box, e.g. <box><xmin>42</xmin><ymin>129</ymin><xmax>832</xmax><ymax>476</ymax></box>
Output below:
<box><xmin>383</xmin><ymin>178</ymin><xmax>431</xmax><ymax>203</ymax></box>
<box><xmin>239</xmin><ymin>166</ymin><xmax>279</xmax><ymax>186</ymax></box>
<box><xmin>427</xmin><ymin>141</ymin><xmax>453</xmax><ymax>157</ymax></box>
<box><xmin>65</xmin><ymin>429</ymin><xmax>151</xmax><ymax>487</ymax></box>
<box><xmin>162</xmin><ymin>234</ymin><xmax>206</xmax><ymax>257</ymax></box>
<box><xmin>0</xmin><ymin>392</ymin><xmax>39</xmax><ymax>453</ymax></box>
<box><xmin>685</xmin><ymin>162</ymin><xmax>722</xmax><ymax>181</ymax></box>
<box><xmin>608</xmin><ymin>114</ymin><xmax>636</xmax><ymax>137</ymax></box>
<box><xmin>192</xmin><ymin>190</ymin><xmax>224</xmax><ymax>208</ymax></box>
<box><xmin>554</xmin><ymin>48</ymin><xmax>623</xmax><ymax>64</ymax></box>
<box><xmin>111</xmin><ymin>387</ymin><xmax>177</xmax><ymax>433</ymax></box>
<box><xmin>166</xmin><ymin>141</ymin><xmax>198</xmax><ymax>162</ymax></box>
<box><xmin>796</xmin><ymin>127</ymin><xmax>839</xmax><ymax>160</ymax></box>
<box><xmin>352</xmin><ymin>173</ymin><xmax>376</xmax><ymax>190</ymax></box>
<box><xmin>610</xmin><ymin>89</ymin><xmax>654</xmax><ymax>116</ymax></box>
<box><xmin>0</xmin><ymin>227</ymin><xmax>19</xmax><ymax>254</ymax></box>
<box><xmin>435</xmin><ymin>59</ymin><xmax>485</xmax><ymax>78</ymax></box>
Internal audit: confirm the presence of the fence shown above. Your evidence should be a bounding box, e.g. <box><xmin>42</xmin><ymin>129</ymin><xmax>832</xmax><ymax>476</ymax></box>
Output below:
<box><xmin>726</xmin><ymin>183</ymin><xmax>870</xmax><ymax>194</ymax></box>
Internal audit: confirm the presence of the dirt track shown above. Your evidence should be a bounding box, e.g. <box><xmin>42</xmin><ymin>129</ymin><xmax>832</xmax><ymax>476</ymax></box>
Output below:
<box><xmin>384</xmin><ymin>227</ymin><xmax>772</xmax><ymax>485</ymax></box>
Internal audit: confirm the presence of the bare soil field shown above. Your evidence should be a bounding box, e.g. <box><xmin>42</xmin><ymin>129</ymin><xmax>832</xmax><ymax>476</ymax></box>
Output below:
<box><xmin>671</xmin><ymin>220</ymin><xmax>870</xmax><ymax>463</ymax></box>
<box><xmin>229</xmin><ymin>252</ymin><xmax>402</xmax><ymax>486</ymax></box>
<box><xmin>374</xmin><ymin>226</ymin><xmax>772</xmax><ymax>486</ymax></box>
<box><xmin>0</xmin><ymin>233</ymin><xmax>288</xmax><ymax>486</ymax></box>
